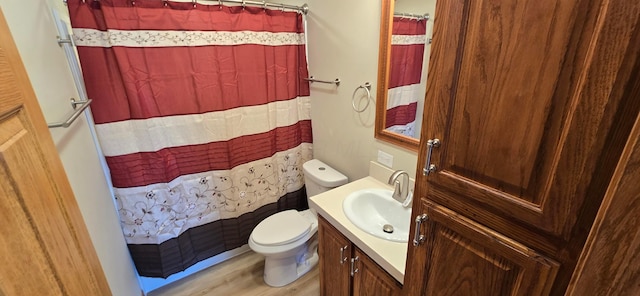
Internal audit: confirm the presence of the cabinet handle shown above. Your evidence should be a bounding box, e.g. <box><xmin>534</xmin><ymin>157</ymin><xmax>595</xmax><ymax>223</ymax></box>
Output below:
<box><xmin>413</xmin><ymin>214</ymin><xmax>429</xmax><ymax>247</ymax></box>
<box><xmin>339</xmin><ymin>245</ymin><xmax>349</xmax><ymax>265</ymax></box>
<box><xmin>350</xmin><ymin>256</ymin><xmax>359</xmax><ymax>277</ymax></box>
<box><xmin>423</xmin><ymin>139</ymin><xmax>441</xmax><ymax>176</ymax></box>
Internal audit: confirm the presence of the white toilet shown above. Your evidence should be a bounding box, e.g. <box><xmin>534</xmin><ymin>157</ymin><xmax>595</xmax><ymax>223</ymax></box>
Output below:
<box><xmin>248</xmin><ymin>159</ymin><xmax>348</xmax><ymax>287</ymax></box>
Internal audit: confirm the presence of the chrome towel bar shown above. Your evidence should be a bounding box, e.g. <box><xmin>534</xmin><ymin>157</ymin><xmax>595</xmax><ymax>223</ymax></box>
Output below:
<box><xmin>47</xmin><ymin>98</ymin><xmax>92</xmax><ymax>128</ymax></box>
<box><xmin>304</xmin><ymin>76</ymin><xmax>341</xmax><ymax>86</ymax></box>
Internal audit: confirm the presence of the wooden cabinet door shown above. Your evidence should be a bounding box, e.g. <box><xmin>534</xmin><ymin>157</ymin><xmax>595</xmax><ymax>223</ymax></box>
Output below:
<box><xmin>406</xmin><ymin>0</ymin><xmax>640</xmax><ymax>293</ymax></box>
<box><xmin>352</xmin><ymin>248</ymin><xmax>402</xmax><ymax>296</ymax></box>
<box><xmin>0</xmin><ymin>9</ymin><xmax>111</xmax><ymax>296</ymax></box>
<box><xmin>318</xmin><ymin>216</ymin><xmax>351</xmax><ymax>296</ymax></box>
<box><xmin>406</xmin><ymin>201</ymin><xmax>559</xmax><ymax>296</ymax></box>
<box><xmin>419</xmin><ymin>0</ymin><xmax>640</xmax><ymax>240</ymax></box>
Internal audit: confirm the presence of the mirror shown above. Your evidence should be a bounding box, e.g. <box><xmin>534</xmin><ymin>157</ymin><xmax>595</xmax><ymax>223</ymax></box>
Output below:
<box><xmin>375</xmin><ymin>0</ymin><xmax>436</xmax><ymax>151</ymax></box>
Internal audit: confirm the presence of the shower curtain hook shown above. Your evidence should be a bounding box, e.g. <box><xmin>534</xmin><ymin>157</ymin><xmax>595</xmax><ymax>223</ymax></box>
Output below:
<box><xmin>242</xmin><ymin>0</ymin><xmax>246</xmax><ymax>10</ymax></box>
<box><xmin>262</xmin><ymin>0</ymin><xmax>267</xmax><ymax>10</ymax></box>
<box><xmin>281</xmin><ymin>3</ymin><xmax>285</xmax><ymax>12</ymax></box>
<box><xmin>218</xmin><ymin>0</ymin><xmax>223</xmax><ymax>9</ymax></box>
<box><xmin>192</xmin><ymin>0</ymin><xmax>197</xmax><ymax>8</ymax></box>
<box><xmin>163</xmin><ymin>0</ymin><xmax>168</xmax><ymax>7</ymax></box>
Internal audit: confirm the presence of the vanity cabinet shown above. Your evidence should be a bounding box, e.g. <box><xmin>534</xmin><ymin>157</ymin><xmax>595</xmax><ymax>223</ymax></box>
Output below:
<box><xmin>351</xmin><ymin>248</ymin><xmax>402</xmax><ymax>296</ymax></box>
<box><xmin>318</xmin><ymin>216</ymin><xmax>402</xmax><ymax>296</ymax></box>
<box><xmin>403</xmin><ymin>0</ymin><xmax>640</xmax><ymax>295</ymax></box>
<box><xmin>318</xmin><ymin>215</ymin><xmax>351</xmax><ymax>296</ymax></box>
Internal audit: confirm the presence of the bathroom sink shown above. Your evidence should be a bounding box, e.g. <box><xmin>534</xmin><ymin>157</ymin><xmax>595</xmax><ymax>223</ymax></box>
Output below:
<box><xmin>342</xmin><ymin>189</ymin><xmax>411</xmax><ymax>243</ymax></box>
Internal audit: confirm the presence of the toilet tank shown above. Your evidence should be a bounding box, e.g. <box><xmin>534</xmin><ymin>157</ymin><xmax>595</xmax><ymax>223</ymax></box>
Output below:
<box><xmin>303</xmin><ymin>159</ymin><xmax>348</xmax><ymax>197</ymax></box>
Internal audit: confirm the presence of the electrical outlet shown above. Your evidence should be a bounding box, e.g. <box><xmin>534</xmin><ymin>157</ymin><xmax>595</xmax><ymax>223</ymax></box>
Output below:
<box><xmin>377</xmin><ymin>150</ymin><xmax>394</xmax><ymax>168</ymax></box>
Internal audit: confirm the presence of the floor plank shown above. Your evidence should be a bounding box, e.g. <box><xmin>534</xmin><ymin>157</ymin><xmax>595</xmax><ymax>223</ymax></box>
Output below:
<box><xmin>148</xmin><ymin>251</ymin><xmax>319</xmax><ymax>296</ymax></box>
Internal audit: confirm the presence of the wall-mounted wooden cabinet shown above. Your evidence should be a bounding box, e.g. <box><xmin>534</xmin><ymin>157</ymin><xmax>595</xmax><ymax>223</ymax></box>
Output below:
<box><xmin>415</xmin><ymin>201</ymin><xmax>559</xmax><ymax>295</ymax></box>
<box><xmin>318</xmin><ymin>216</ymin><xmax>402</xmax><ymax>296</ymax></box>
<box><xmin>403</xmin><ymin>0</ymin><xmax>640</xmax><ymax>294</ymax></box>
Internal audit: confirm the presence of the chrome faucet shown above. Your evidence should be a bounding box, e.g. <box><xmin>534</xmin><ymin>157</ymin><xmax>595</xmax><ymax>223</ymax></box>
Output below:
<box><xmin>388</xmin><ymin>170</ymin><xmax>413</xmax><ymax>207</ymax></box>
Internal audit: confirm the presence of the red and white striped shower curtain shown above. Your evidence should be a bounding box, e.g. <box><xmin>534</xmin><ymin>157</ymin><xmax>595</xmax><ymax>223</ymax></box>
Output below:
<box><xmin>67</xmin><ymin>0</ymin><xmax>311</xmax><ymax>277</ymax></box>
<box><xmin>386</xmin><ymin>17</ymin><xmax>427</xmax><ymax>137</ymax></box>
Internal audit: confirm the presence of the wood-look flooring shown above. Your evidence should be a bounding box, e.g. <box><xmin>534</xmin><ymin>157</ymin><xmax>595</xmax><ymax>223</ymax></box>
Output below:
<box><xmin>148</xmin><ymin>251</ymin><xmax>319</xmax><ymax>296</ymax></box>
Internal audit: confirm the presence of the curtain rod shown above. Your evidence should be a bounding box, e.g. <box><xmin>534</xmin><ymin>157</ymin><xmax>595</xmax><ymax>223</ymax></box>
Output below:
<box><xmin>394</xmin><ymin>12</ymin><xmax>429</xmax><ymax>21</ymax></box>
<box><xmin>66</xmin><ymin>0</ymin><xmax>309</xmax><ymax>14</ymax></box>
<box><xmin>198</xmin><ymin>0</ymin><xmax>308</xmax><ymax>14</ymax></box>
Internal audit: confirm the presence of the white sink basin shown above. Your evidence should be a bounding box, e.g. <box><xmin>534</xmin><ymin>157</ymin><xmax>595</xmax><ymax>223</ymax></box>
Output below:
<box><xmin>342</xmin><ymin>188</ymin><xmax>411</xmax><ymax>243</ymax></box>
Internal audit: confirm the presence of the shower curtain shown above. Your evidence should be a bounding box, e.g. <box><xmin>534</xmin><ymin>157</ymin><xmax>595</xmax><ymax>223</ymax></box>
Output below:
<box><xmin>67</xmin><ymin>0</ymin><xmax>311</xmax><ymax>278</ymax></box>
<box><xmin>386</xmin><ymin>17</ymin><xmax>427</xmax><ymax>138</ymax></box>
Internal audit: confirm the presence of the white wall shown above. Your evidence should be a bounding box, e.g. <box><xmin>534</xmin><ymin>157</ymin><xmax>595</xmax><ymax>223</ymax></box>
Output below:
<box><xmin>0</xmin><ymin>1</ymin><xmax>142</xmax><ymax>295</ymax></box>
<box><xmin>303</xmin><ymin>0</ymin><xmax>419</xmax><ymax>180</ymax></box>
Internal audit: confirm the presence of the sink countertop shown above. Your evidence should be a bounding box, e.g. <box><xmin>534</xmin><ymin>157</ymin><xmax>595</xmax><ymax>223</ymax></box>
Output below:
<box><xmin>309</xmin><ymin>176</ymin><xmax>408</xmax><ymax>284</ymax></box>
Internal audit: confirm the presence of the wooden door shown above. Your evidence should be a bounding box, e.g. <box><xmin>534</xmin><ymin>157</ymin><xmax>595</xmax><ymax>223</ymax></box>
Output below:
<box><xmin>405</xmin><ymin>0</ymin><xmax>640</xmax><ymax>294</ymax></box>
<box><xmin>318</xmin><ymin>216</ymin><xmax>351</xmax><ymax>296</ymax></box>
<box><xmin>566</xmin><ymin>104</ymin><xmax>640</xmax><ymax>295</ymax></box>
<box><xmin>0</xmin><ymin>9</ymin><xmax>111</xmax><ymax>295</ymax></box>
<box><xmin>352</xmin><ymin>248</ymin><xmax>402</xmax><ymax>296</ymax></box>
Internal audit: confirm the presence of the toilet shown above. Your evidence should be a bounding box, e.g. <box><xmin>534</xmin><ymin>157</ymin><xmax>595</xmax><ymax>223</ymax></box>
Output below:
<box><xmin>248</xmin><ymin>159</ymin><xmax>348</xmax><ymax>287</ymax></box>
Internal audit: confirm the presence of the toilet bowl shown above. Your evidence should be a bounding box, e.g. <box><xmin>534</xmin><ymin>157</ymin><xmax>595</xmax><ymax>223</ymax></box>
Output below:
<box><xmin>248</xmin><ymin>159</ymin><xmax>348</xmax><ymax>287</ymax></box>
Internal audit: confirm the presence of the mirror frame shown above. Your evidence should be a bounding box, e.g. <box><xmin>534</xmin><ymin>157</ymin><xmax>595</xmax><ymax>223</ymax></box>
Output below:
<box><xmin>374</xmin><ymin>0</ymin><xmax>421</xmax><ymax>152</ymax></box>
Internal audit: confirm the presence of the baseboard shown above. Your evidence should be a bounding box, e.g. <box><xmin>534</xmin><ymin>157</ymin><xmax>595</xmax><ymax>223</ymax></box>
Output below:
<box><xmin>141</xmin><ymin>244</ymin><xmax>251</xmax><ymax>294</ymax></box>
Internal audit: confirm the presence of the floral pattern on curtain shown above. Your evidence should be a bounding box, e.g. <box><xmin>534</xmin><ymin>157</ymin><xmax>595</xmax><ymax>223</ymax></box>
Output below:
<box><xmin>386</xmin><ymin>17</ymin><xmax>427</xmax><ymax>138</ymax></box>
<box><xmin>67</xmin><ymin>0</ymin><xmax>311</xmax><ymax>278</ymax></box>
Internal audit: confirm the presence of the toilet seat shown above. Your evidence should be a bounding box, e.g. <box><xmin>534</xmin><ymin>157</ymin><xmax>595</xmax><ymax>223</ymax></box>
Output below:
<box><xmin>252</xmin><ymin>210</ymin><xmax>311</xmax><ymax>246</ymax></box>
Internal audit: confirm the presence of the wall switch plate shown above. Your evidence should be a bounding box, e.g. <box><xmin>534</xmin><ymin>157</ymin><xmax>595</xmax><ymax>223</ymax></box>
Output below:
<box><xmin>377</xmin><ymin>150</ymin><xmax>394</xmax><ymax>168</ymax></box>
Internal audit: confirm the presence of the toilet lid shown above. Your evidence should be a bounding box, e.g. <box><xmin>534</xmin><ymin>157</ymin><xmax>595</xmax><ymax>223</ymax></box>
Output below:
<box><xmin>252</xmin><ymin>210</ymin><xmax>311</xmax><ymax>246</ymax></box>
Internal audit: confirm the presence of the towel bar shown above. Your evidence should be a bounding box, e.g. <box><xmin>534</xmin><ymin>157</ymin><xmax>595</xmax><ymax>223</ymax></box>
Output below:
<box><xmin>304</xmin><ymin>76</ymin><xmax>341</xmax><ymax>86</ymax></box>
<box><xmin>47</xmin><ymin>98</ymin><xmax>92</xmax><ymax>128</ymax></box>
